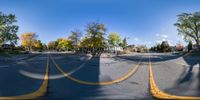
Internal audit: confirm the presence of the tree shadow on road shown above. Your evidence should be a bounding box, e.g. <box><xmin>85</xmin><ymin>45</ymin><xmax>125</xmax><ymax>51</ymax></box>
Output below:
<box><xmin>66</xmin><ymin>56</ymin><xmax>103</xmax><ymax>100</ymax></box>
<box><xmin>178</xmin><ymin>69</ymin><xmax>194</xmax><ymax>84</ymax></box>
<box><xmin>163</xmin><ymin>54</ymin><xmax>200</xmax><ymax>96</ymax></box>
<box><xmin>44</xmin><ymin>55</ymin><xmax>105</xmax><ymax>100</ymax></box>
<box><xmin>115</xmin><ymin>53</ymin><xmax>182</xmax><ymax>63</ymax></box>
<box><xmin>178</xmin><ymin>55</ymin><xmax>200</xmax><ymax>84</ymax></box>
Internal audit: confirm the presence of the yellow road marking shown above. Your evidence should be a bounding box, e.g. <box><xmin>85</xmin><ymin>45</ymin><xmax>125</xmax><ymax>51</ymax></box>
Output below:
<box><xmin>50</xmin><ymin>55</ymin><xmax>142</xmax><ymax>85</ymax></box>
<box><xmin>149</xmin><ymin>55</ymin><xmax>200</xmax><ymax>99</ymax></box>
<box><xmin>0</xmin><ymin>55</ymin><xmax>49</xmax><ymax>100</ymax></box>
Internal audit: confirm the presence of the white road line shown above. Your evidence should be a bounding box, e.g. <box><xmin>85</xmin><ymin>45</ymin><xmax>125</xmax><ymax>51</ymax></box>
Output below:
<box><xmin>19</xmin><ymin>70</ymin><xmax>65</xmax><ymax>79</ymax></box>
<box><xmin>51</xmin><ymin>55</ymin><xmax>92</xmax><ymax>76</ymax></box>
<box><xmin>19</xmin><ymin>56</ymin><xmax>92</xmax><ymax>80</ymax></box>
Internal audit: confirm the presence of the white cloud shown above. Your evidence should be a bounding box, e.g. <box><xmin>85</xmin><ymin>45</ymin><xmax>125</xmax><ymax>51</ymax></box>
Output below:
<box><xmin>133</xmin><ymin>37</ymin><xmax>141</xmax><ymax>42</ymax></box>
<box><xmin>155</xmin><ymin>33</ymin><xmax>168</xmax><ymax>38</ymax></box>
<box><xmin>161</xmin><ymin>34</ymin><xmax>168</xmax><ymax>38</ymax></box>
<box><xmin>155</xmin><ymin>33</ymin><xmax>171</xmax><ymax>45</ymax></box>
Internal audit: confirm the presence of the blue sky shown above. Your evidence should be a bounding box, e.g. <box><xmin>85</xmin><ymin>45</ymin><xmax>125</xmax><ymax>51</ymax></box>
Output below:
<box><xmin>0</xmin><ymin>0</ymin><xmax>200</xmax><ymax>46</ymax></box>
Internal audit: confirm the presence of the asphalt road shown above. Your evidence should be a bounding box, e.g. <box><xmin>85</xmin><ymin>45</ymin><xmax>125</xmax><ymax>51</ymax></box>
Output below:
<box><xmin>0</xmin><ymin>52</ymin><xmax>199</xmax><ymax>99</ymax></box>
<box><xmin>0</xmin><ymin>54</ymin><xmax>47</xmax><ymax>96</ymax></box>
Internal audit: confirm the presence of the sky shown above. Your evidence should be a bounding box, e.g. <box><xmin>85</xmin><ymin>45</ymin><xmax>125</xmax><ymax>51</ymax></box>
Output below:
<box><xmin>0</xmin><ymin>0</ymin><xmax>200</xmax><ymax>47</ymax></box>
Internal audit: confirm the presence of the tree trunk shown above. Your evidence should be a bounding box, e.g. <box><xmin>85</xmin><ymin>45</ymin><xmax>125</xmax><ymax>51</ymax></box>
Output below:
<box><xmin>195</xmin><ymin>39</ymin><xmax>200</xmax><ymax>51</ymax></box>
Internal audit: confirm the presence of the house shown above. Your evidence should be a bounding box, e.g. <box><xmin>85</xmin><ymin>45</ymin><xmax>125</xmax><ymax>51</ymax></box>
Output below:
<box><xmin>108</xmin><ymin>46</ymin><xmax>123</xmax><ymax>53</ymax></box>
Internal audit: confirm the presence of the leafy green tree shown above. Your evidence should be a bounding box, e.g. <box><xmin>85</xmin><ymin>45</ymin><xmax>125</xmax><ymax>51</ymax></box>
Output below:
<box><xmin>42</xmin><ymin>43</ymin><xmax>47</xmax><ymax>51</ymax></box>
<box><xmin>48</xmin><ymin>41</ymin><xmax>57</xmax><ymax>50</ymax></box>
<box><xmin>0</xmin><ymin>12</ymin><xmax>19</xmax><ymax>45</ymax></box>
<box><xmin>108</xmin><ymin>32</ymin><xmax>121</xmax><ymax>46</ymax></box>
<box><xmin>80</xmin><ymin>37</ymin><xmax>93</xmax><ymax>48</ymax></box>
<box><xmin>68</xmin><ymin>29</ymin><xmax>82</xmax><ymax>50</ymax></box>
<box><xmin>83</xmin><ymin>22</ymin><xmax>107</xmax><ymax>56</ymax></box>
<box><xmin>161</xmin><ymin>41</ymin><xmax>171</xmax><ymax>52</ymax></box>
<box><xmin>156</xmin><ymin>43</ymin><xmax>161</xmax><ymax>52</ymax></box>
<box><xmin>86</xmin><ymin>22</ymin><xmax>106</xmax><ymax>39</ymax></box>
<box><xmin>57</xmin><ymin>38</ymin><xmax>73</xmax><ymax>51</ymax></box>
<box><xmin>33</xmin><ymin>40</ymin><xmax>43</xmax><ymax>50</ymax></box>
<box><xmin>20</xmin><ymin>32</ymin><xmax>38</xmax><ymax>51</ymax></box>
<box><xmin>174</xmin><ymin>12</ymin><xmax>200</xmax><ymax>46</ymax></box>
<box><xmin>121</xmin><ymin>38</ymin><xmax>127</xmax><ymax>49</ymax></box>
<box><xmin>54</xmin><ymin>38</ymin><xmax>63</xmax><ymax>50</ymax></box>
<box><xmin>150</xmin><ymin>46</ymin><xmax>156</xmax><ymax>52</ymax></box>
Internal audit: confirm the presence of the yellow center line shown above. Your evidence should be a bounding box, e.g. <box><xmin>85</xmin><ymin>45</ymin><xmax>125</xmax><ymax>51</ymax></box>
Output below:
<box><xmin>0</xmin><ymin>55</ymin><xmax>49</xmax><ymax>100</ymax></box>
<box><xmin>149</xmin><ymin>55</ymin><xmax>200</xmax><ymax>99</ymax></box>
<box><xmin>50</xmin><ymin>55</ymin><xmax>142</xmax><ymax>85</ymax></box>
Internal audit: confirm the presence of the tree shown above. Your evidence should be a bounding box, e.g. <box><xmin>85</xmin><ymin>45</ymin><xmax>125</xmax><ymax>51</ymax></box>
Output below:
<box><xmin>55</xmin><ymin>38</ymin><xmax>64</xmax><ymax>50</ymax></box>
<box><xmin>47</xmin><ymin>41</ymin><xmax>57</xmax><ymax>50</ymax></box>
<box><xmin>108</xmin><ymin>32</ymin><xmax>121</xmax><ymax>46</ymax></box>
<box><xmin>161</xmin><ymin>41</ymin><xmax>171</xmax><ymax>52</ymax></box>
<box><xmin>150</xmin><ymin>46</ymin><xmax>157</xmax><ymax>52</ymax></box>
<box><xmin>20</xmin><ymin>32</ymin><xmax>38</xmax><ymax>51</ymax></box>
<box><xmin>0</xmin><ymin>12</ymin><xmax>19</xmax><ymax>45</ymax></box>
<box><xmin>83</xmin><ymin>22</ymin><xmax>107</xmax><ymax>56</ymax></box>
<box><xmin>174</xmin><ymin>12</ymin><xmax>200</xmax><ymax>46</ymax></box>
<box><xmin>121</xmin><ymin>38</ymin><xmax>127</xmax><ymax>49</ymax></box>
<box><xmin>42</xmin><ymin>43</ymin><xmax>47</xmax><ymax>51</ymax></box>
<box><xmin>86</xmin><ymin>22</ymin><xmax>106</xmax><ymax>39</ymax></box>
<box><xmin>33</xmin><ymin>40</ymin><xmax>43</xmax><ymax>50</ymax></box>
<box><xmin>80</xmin><ymin>37</ymin><xmax>93</xmax><ymax>48</ymax></box>
<box><xmin>188</xmin><ymin>41</ymin><xmax>193</xmax><ymax>52</ymax></box>
<box><xmin>156</xmin><ymin>43</ymin><xmax>161</xmax><ymax>52</ymax></box>
<box><xmin>57</xmin><ymin>38</ymin><xmax>73</xmax><ymax>51</ymax></box>
<box><xmin>68</xmin><ymin>29</ymin><xmax>82</xmax><ymax>50</ymax></box>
